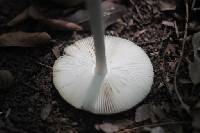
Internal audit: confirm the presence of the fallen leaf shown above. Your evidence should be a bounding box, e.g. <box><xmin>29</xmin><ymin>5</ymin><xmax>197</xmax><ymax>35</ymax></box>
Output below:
<box><xmin>159</xmin><ymin>0</ymin><xmax>176</xmax><ymax>11</ymax></box>
<box><xmin>0</xmin><ymin>32</ymin><xmax>51</xmax><ymax>47</ymax></box>
<box><xmin>189</xmin><ymin>32</ymin><xmax>200</xmax><ymax>84</ymax></box>
<box><xmin>135</xmin><ymin>104</ymin><xmax>152</xmax><ymax>122</ymax></box>
<box><xmin>162</xmin><ymin>21</ymin><xmax>174</xmax><ymax>27</ymax></box>
<box><xmin>66</xmin><ymin>1</ymin><xmax>126</xmax><ymax>30</ymax></box>
<box><xmin>192</xmin><ymin>32</ymin><xmax>200</xmax><ymax>60</ymax></box>
<box><xmin>178</xmin><ymin>78</ymin><xmax>192</xmax><ymax>84</ymax></box>
<box><xmin>51</xmin><ymin>0</ymin><xmax>84</xmax><ymax>7</ymax></box>
<box><xmin>95</xmin><ymin>123</ymin><xmax>119</xmax><ymax>133</ymax></box>
<box><xmin>7</xmin><ymin>6</ymin><xmax>43</xmax><ymax>27</ymax></box>
<box><xmin>151</xmin><ymin>127</ymin><xmax>165</xmax><ymax>133</ymax></box>
<box><xmin>95</xmin><ymin>120</ymin><xmax>133</xmax><ymax>133</ymax></box>
<box><xmin>192</xmin><ymin>101</ymin><xmax>200</xmax><ymax>130</ymax></box>
<box><xmin>52</xmin><ymin>45</ymin><xmax>61</xmax><ymax>58</ymax></box>
<box><xmin>7</xmin><ymin>6</ymin><xmax>82</xmax><ymax>31</ymax></box>
<box><xmin>41</xmin><ymin>103</ymin><xmax>52</xmax><ymax>120</ymax></box>
<box><xmin>106</xmin><ymin>0</ymin><xmax>123</xmax><ymax>4</ymax></box>
<box><xmin>151</xmin><ymin>105</ymin><xmax>167</xmax><ymax>121</ymax></box>
<box><xmin>7</xmin><ymin>8</ymin><xmax>29</xmax><ymax>26</ymax></box>
<box><xmin>42</xmin><ymin>19</ymin><xmax>82</xmax><ymax>31</ymax></box>
<box><xmin>0</xmin><ymin>70</ymin><xmax>14</xmax><ymax>89</ymax></box>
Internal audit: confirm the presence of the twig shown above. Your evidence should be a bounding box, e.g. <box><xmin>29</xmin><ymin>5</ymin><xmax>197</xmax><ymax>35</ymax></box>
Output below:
<box><xmin>36</xmin><ymin>62</ymin><xmax>53</xmax><ymax>69</ymax></box>
<box><xmin>174</xmin><ymin>0</ymin><xmax>190</xmax><ymax>113</ymax></box>
<box><xmin>118</xmin><ymin>121</ymin><xmax>190</xmax><ymax>133</ymax></box>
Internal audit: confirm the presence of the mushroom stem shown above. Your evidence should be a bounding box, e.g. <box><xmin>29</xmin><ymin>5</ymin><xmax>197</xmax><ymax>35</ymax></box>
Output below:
<box><xmin>87</xmin><ymin>0</ymin><xmax>107</xmax><ymax>75</ymax></box>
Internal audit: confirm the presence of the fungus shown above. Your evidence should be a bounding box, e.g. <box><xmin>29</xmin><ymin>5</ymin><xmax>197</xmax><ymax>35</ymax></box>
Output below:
<box><xmin>53</xmin><ymin>0</ymin><xmax>154</xmax><ymax>114</ymax></box>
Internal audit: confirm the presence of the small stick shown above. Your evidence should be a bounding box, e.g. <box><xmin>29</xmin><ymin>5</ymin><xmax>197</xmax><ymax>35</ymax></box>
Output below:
<box><xmin>118</xmin><ymin>121</ymin><xmax>190</xmax><ymax>133</ymax></box>
<box><xmin>36</xmin><ymin>62</ymin><xmax>53</xmax><ymax>69</ymax></box>
<box><xmin>174</xmin><ymin>0</ymin><xmax>190</xmax><ymax>113</ymax></box>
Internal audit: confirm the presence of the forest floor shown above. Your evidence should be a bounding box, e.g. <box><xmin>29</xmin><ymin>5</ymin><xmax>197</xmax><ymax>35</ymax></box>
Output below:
<box><xmin>0</xmin><ymin>0</ymin><xmax>199</xmax><ymax>133</ymax></box>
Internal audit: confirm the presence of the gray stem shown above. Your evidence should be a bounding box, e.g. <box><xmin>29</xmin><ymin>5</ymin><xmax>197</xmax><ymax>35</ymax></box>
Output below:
<box><xmin>87</xmin><ymin>0</ymin><xmax>107</xmax><ymax>75</ymax></box>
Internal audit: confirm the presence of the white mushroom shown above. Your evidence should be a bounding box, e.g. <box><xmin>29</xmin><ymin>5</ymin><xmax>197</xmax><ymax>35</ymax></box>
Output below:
<box><xmin>53</xmin><ymin>0</ymin><xmax>154</xmax><ymax>114</ymax></box>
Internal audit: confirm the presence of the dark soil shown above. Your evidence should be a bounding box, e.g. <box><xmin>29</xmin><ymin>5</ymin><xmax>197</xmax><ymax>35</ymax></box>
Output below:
<box><xmin>0</xmin><ymin>0</ymin><xmax>195</xmax><ymax>133</ymax></box>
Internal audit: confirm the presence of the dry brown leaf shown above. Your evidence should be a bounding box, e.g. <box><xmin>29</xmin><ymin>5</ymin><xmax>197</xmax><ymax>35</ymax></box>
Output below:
<box><xmin>159</xmin><ymin>0</ymin><xmax>176</xmax><ymax>11</ymax></box>
<box><xmin>0</xmin><ymin>70</ymin><xmax>14</xmax><ymax>89</ymax></box>
<box><xmin>0</xmin><ymin>32</ymin><xmax>51</xmax><ymax>47</ymax></box>
<box><xmin>42</xmin><ymin>19</ymin><xmax>82</xmax><ymax>31</ymax></box>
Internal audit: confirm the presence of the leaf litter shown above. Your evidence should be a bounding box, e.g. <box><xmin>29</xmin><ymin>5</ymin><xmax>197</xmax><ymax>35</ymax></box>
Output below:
<box><xmin>0</xmin><ymin>0</ymin><xmax>200</xmax><ymax>133</ymax></box>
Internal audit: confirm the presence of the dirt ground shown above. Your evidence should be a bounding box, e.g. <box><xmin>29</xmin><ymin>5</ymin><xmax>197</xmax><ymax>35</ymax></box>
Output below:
<box><xmin>0</xmin><ymin>0</ymin><xmax>197</xmax><ymax>133</ymax></box>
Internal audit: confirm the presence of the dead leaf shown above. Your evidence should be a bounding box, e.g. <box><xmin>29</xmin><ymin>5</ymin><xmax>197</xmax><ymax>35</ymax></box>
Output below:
<box><xmin>192</xmin><ymin>101</ymin><xmax>200</xmax><ymax>130</ymax></box>
<box><xmin>135</xmin><ymin>104</ymin><xmax>152</xmax><ymax>122</ymax></box>
<box><xmin>159</xmin><ymin>0</ymin><xmax>176</xmax><ymax>11</ymax></box>
<box><xmin>66</xmin><ymin>1</ymin><xmax>126</xmax><ymax>30</ymax></box>
<box><xmin>0</xmin><ymin>32</ymin><xmax>51</xmax><ymax>47</ymax></box>
<box><xmin>0</xmin><ymin>70</ymin><xmax>14</xmax><ymax>89</ymax></box>
<box><xmin>51</xmin><ymin>0</ymin><xmax>84</xmax><ymax>7</ymax></box>
<box><xmin>151</xmin><ymin>127</ymin><xmax>165</xmax><ymax>133</ymax></box>
<box><xmin>42</xmin><ymin>19</ymin><xmax>82</xmax><ymax>31</ymax></box>
<box><xmin>106</xmin><ymin>0</ymin><xmax>123</xmax><ymax>4</ymax></box>
<box><xmin>7</xmin><ymin>6</ymin><xmax>43</xmax><ymax>27</ymax></box>
<box><xmin>162</xmin><ymin>21</ymin><xmax>174</xmax><ymax>27</ymax></box>
<box><xmin>7</xmin><ymin>8</ymin><xmax>28</xmax><ymax>26</ymax></box>
<box><xmin>41</xmin><ymin>103</ymin><xmax>52</xmax><ymax>120</ymax></box>
<box><xmin>95</xmin><ymin>123</ymin><xmax>119</xmax><ymax>133</ymax></box>
<box><xmin>189</xmin><ymin>32</ymin><xmax>200</xmax><ymax>84</ymax></box>
<box><xmin>7</xmin><ymin>6</ymin><xmax>82</xmax><ymax>31</ymax></box>
<box><xmin>192</xmin><ymin>32</ymin><xmax>200</xmax><ymax>60</ymax></box>
<box><xmin>178</xmin><ymin>78</ymin><xmax>192</xmax><ymax>84</ymax></box>
<box><xmin>151</xmin><ymin>105</ymin><xmax>167</xmax><ymax>121</ymax></box>
<box><xmin>52</xmin><ymin>45</ymin><xmax>61</xmax><ymax>58</ymax></box>
<box><xmin>95</xmin><ymin>120</ymin><xmax>133</xmax><ymax>133</ymax></box>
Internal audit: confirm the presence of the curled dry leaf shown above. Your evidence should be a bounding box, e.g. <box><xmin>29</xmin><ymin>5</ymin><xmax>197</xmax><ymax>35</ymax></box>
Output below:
<box><xmin>0</xmin><ymin>70</ymin><xmax>14</xmax><ymax>89</ymax></box>
<box><xmin>0</xmin><ymin>32</ymin><xmax>51</xmax><ymax>47</ymax></box>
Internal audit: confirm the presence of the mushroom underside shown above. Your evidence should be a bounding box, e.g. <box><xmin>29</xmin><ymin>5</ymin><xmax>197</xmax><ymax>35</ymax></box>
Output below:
<box><xmin>53</xmin><ymin>36</ymin><xmax>154</xmax><ymax>114</ymax></box>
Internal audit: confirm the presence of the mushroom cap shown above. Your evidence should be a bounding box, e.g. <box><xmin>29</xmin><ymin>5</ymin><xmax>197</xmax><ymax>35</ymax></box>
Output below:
<box><xmin>53</xmin><ymin>36</ymin><xmax>154</xmax><ymax>114</ymax></box>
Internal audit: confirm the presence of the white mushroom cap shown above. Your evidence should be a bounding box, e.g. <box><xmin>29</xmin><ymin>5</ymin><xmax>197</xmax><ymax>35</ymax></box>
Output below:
<box><xmin>53</xmin><ymin>36</ymin><xmax>154</xmax><ymax>114</ymax></box>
